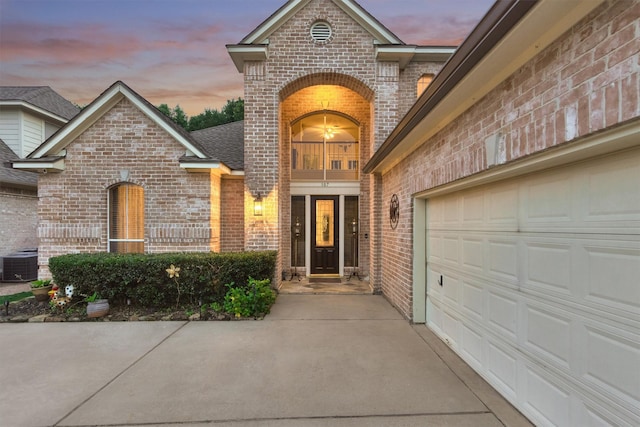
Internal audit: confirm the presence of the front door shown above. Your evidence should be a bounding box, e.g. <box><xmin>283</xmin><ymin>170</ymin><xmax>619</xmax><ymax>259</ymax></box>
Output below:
<box><xmin>310</xmin><ymin>196</ymin><xmax>339</xmax><ymax>275</ymax></box>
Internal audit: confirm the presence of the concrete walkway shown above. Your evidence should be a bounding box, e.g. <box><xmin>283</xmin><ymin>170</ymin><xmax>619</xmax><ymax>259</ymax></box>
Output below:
<box><xmin>0</xmin><ymin>295</ymin><xmax>532</xmax><ymax>427</ymax></box>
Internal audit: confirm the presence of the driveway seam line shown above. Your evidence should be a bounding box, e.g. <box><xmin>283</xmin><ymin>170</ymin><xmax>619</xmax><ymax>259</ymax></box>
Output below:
<box><xmin>53</xmin><ymin>321</ymin><xmax>190</xmax><ymax>427</ymax></box>
<box><xmin>59</xmin><ymin>410</ymin><xmax>495</xmax><ymax>426</ymax></box>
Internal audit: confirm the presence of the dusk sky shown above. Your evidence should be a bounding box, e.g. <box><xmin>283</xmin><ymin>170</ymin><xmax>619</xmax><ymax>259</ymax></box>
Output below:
<box><xmin>0</xmin><ymin>0</ymin><xmax>494</xmax><ymax>116</ymax></box>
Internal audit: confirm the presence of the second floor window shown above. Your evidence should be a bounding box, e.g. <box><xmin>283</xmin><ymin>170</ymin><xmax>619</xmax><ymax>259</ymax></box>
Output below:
<box><xmin>291</xmin><ymin>112</ymin><xmax>359</xmax><ymax>181</ymax></box>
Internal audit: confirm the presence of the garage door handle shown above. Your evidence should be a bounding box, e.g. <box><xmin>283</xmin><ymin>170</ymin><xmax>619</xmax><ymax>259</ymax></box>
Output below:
<box><xmin>439</xmin><ymin>275</ymin><xmax>443</xmax><ymax>287</ymax></box>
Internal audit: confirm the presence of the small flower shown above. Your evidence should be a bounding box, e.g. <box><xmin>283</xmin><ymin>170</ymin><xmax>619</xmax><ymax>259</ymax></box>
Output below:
<box><xmin>166</xmin><ymin>265</ymin><xmax>180</xmax><ymax>279</ymax></box>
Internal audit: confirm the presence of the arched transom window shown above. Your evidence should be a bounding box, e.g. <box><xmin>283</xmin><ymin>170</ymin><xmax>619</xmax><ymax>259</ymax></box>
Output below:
<box><xmin>108</xmin><ymin>183</ymin><xmax>144</xmax><ymax>253</ymax></box>
<box><xmin>291</xmin><ymin>112</ymin><xmax>359</xmax><ymax>181</ymax></box>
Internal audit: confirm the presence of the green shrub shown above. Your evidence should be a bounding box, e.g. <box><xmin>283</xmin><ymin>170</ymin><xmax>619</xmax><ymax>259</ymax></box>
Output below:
<box><xmin>223</xmin><ymin>277</ymin><xmax>276</xmax><ymax>318</ymax></box>
<box><xmin>48</xmin><ymin>251</ymin><xmax>276</xmax><ymax>308</ymax></box>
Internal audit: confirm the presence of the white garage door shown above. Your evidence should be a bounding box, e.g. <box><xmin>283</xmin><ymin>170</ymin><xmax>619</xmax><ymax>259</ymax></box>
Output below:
<box><xmin>425</xmin><ymin>148</ymin><xmax>640</xmax><ymax>427</ymax></box>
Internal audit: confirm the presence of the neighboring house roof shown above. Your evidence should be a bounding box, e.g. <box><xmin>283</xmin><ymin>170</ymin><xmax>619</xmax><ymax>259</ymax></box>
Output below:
<box><xmin>0</xmin><ymin>86</ymin><xmax>80</xmax><ymax>121</ymax></box>
<box><xmin>364</xmin><ymin>0</ymin><xmax>606</xmax><ymax>174</ymax></box>
<box><xmin>13</xmin><ymin>81</ymin><xmax>232</xmax><ymax>174</ymax></box>
<box><xmin>226</xmin><ymin>0</ymin><xmax>454</xmax><ymax>72</ymax></box>
<box><xmin>191</xmin><ymin>121</ymin><xmax>244</xmax><ymax>170</ymax></box>
<box><xmin>0</xmin><ymin>138</ymin><xmax>37</xmax><ymax>188</ymax></box>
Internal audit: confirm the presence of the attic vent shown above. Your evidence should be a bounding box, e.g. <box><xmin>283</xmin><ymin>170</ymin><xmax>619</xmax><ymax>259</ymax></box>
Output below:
<box><xmin>310</xmin><ymin>21</ymin><xmax>332</xmax><ymax>43</ymax></box>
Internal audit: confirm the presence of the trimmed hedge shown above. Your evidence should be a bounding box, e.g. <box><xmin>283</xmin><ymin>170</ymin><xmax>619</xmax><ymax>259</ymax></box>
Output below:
<box><xmin>48</xmin><ymin>251</ymin><xmax>276</xmax><ymax>308</ymax></box>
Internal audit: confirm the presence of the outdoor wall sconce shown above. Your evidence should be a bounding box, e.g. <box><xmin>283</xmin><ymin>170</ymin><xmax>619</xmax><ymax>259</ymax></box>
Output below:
<box><xmin>254</xmin><ymin>192</ymin><xmax>263</xmax><ymax>216</ymax></box>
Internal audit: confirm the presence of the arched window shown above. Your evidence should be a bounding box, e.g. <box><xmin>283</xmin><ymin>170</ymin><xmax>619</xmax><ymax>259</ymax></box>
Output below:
<box><xmin>417</xmin><ymin>74</ymin><xmax>434</xmax><ymax>97</ymax></box>
<box><xmin>108</xmin><ymin>183</ymin><xmax>144</xmax><ymax>253</ymax></box>
<box><xmin>291</xmin><ymin>112</ymin><xmax>359</xmax><ymax>181</ymax></box>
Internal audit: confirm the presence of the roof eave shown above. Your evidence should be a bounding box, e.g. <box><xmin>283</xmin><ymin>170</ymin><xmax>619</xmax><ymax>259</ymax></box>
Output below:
<box><xmin>0</xmin><ymin>101</ymin><xmax>70</xmax><ymax>125</ymax></box>
<box><xmin>375</xmin><ymin>45</ymin><xmax>455</xmax><ymax>69</ymax></box>
<box><xmin>179</xmin><ymin>158</ymin><xmax>232</xmax><ymax>175</ymax></box>
<box><xmin>226</xmin><ymin>45</ymin><xmax>269</xmax><ymax>73</ymax></box>
<box><xmin>12</xmin><ymin>157</ymin><xmax>66</xmax><ymax>173</ymax></box>
<box><xmin>364</xmin><ymin>0</ymin><xmax>605</xmax><ymax>175</ymax></box>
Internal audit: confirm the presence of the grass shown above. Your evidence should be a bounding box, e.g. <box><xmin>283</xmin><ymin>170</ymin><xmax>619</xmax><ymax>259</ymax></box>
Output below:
<box><xmin>0</xmin><ymin>291</ymin><xmax>33</xmax><ymax>305</ymax></box>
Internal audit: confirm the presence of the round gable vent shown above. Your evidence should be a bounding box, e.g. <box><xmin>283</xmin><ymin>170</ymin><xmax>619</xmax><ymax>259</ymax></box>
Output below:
<box><xmin>310</xmin><ymin>21</ymin><xmax>332</xmax><ymax>43</ymax></box>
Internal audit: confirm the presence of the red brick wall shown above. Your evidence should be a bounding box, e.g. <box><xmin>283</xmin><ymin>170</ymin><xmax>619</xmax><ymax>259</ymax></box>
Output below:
<box><xmin>220</xmin><ymin>177</ymin><xmax>245</xmax><ymax>252</ymax></box>
<box><xmin>379</xmin><ymin>0</ymin><xmax>640</xmax><ymax>319</ymax></box>
<box><xmin>37</xmin><ymin>98</ymin><xmax>217</xmax><ymax>277</ymax></box>
<box><xmin>0</xmin><ymin>186</ymin><xmax>38</xmax><ymax>258</ymax></box>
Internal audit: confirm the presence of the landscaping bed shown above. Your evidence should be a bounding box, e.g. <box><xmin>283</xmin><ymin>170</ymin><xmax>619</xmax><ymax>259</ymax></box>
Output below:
<box><xmin>0</xmin><ymin>296</ymin><xmax>240</xmax><ymax>323</ymax></box>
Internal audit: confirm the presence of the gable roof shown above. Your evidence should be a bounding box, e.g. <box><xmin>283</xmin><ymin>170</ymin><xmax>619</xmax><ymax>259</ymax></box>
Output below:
<box><xmin>13</xmin><ymin>81</ymin><xmax>234</xmax><ymax>174</ymax></box>
<box><xmin>241</xmin><ymin>0</ymin><xmax>403</xmax><ymax>46</ymax></box>
<box><xmin>227</xmin><ymin>0</ymin><xmax>453</xmax><ymax>72</ymax></box>
<box><xmin>191</xmin><ymin>121</ymin><xmax>244</xmax><ymax>170</ymax></box>
<box><xmin>0</xmin><ymin>138</ymin><xmax>37</xmax><ymax>188</ymax></box>
<box><xmin>0</xmin><ymin>86</ymin><xmax>80</xmax><ymax>121</ymax></box>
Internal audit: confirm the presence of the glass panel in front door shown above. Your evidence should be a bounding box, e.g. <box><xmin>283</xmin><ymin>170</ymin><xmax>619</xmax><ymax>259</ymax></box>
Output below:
<box><xmin>315</xmin><ymin>199</ymin><xmax>334</xmax><ymax>247</ymax></box>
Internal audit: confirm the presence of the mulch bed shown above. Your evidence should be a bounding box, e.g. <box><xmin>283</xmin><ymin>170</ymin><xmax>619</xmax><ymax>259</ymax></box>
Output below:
<box><xmin>0</xmin><ymin>297</ymin><xmax>236</xmax><ymax>323</ymax></box>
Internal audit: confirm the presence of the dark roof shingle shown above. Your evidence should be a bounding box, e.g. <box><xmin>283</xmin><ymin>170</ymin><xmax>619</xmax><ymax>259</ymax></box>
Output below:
<box><xmin>0</xmin><ymin>138</ymin><xmax>37</xmax><ymax>187</ymax></box>
<box><xmin>190</xmin><ymin>121</ymin><xmax>244</xmax><ymax>170</ymax></box>
<box><xmin>0</xmin><ymin>86</ymin><xmax>80</xmax><ymax>120</ymax></box>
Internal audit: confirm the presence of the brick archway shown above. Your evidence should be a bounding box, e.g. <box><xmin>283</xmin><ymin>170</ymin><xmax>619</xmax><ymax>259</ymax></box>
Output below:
<box><xmin>279</xmin><ymin>72</ymin><xmax>374</xmax><ymax>102</ymax></box>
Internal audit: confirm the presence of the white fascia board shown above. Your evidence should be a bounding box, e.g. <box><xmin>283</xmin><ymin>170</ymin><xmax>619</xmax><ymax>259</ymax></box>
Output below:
<box><xmin>373</xmin><ymin>0</ymin><xmax>605</xmax><ymax>174</ymax></box>
<box><xmin>13</xmin><ymin>158</ymin><xmax>65</xmax><ymax>172</ymax></box>
<box><xmin>226</xmin><ymin>45</ymin><xmax>269</xmax><ymax>73</ymax></box>
<box><xmin>180</xmin><ymin>161</ymin><xmax>231</xmax><ymax>175</ymax></box>
<box><xmin>0</xmin><ymin>101</ymin><xmax>69</xmax><ymax>125</ymax></box>
<box><xmin>376</xmin><ymin>46</ymin><xmax>455</xmax><ymax>69</ymax></box>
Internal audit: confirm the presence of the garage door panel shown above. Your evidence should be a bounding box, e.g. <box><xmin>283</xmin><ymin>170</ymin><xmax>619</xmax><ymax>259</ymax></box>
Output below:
<box><xmin>461</xmin><ymin>279</ymin><xmax>484</xmax><ymax>320</ymax></box>
<box><xmin>523</xmin><ymin>364</ymin><xmax>571</xmax><ymax>427</ymax></box>
<box><xmin>523</xmin><ymin>240</ymin><xmax>573</xmax><ymax>295</ymax></box>
<box><xmin>488</xmin><ymin>185</ymin><xmax>519</xmax><ymax>227</ymax></box>
<box><xmin>488</xmin><ymin>290</ymin><xmax>518</xmax><ymax>340</ymax></box>
<box><xmin>524</xmin><ymin>304</ymin><xmax>572</xmax><ymax>369</ymax></box>
<box><xmin>462</xmin><ymin>191</ymin><xmax>485</xmax><ymax>223</ymax></box>
<box><xmin>522</xmin><ymin>172</ymin><xmax>574</xmax><ymax>225</ymax></box>
<box><xmin>442</xmin><ymin>235</ymin><xmax>459</xmax><ymax>264</ymax></box>
<box><xmin>584</xmin><ymin>244</ymin><xmax>640</xmax><ymax>312</ymax></box>
<box><xmin>461</xmin><ymin>323</ymin><xmax>484</xmax><ymax>367</ymax></box>
<box><xmin>486</xmin><ymin>339</ymin><xmax>518</xmax><ymax>398</ymax></box>
<box><xmin>584</xmin><ymin>153</ymin><xmax>640</xmax><ymax>222</ymax></box>
<box><xmin>442</xmin><ymin>310</ymin><xmax>462</xmax><ymax>347</ymax></box>
<box><xmin>442</xmin><ymin>271</ymin><xmax>460</xmax><ymax>306</ymax></box>
<box><xmin>488</xmin><ymin>239</ymin><xmax>519</xmax><ymax>282</ymax></box>
<box><xmin>462</xmin><ymin>237</ymin><xmax>484</xmax><ymax>271</ymax></box>
<box><xmin>583</xmin><ymin>324</ymin><xmax>640</xmax><ymax>405</ymax></box>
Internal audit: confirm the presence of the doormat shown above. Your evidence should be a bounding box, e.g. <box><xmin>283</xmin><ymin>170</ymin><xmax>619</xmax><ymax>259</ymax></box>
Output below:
<box><xmin>308</xmin><ymin>277</ymin><xmax>342</xmax><ymax>283</ymax></box>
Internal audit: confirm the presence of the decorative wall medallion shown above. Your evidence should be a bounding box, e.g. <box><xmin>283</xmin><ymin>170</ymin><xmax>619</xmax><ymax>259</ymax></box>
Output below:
<box><xmin>390</xmin><ymin>194</ymin><xmax>399</xmax><ymax>229</ymax></box>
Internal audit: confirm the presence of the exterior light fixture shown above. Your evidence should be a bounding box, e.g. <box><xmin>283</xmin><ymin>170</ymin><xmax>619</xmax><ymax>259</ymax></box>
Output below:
<box><xmin>254</xmin><ymin>192</ymin><xmax>263</xmax><ymax>216</ymax></box>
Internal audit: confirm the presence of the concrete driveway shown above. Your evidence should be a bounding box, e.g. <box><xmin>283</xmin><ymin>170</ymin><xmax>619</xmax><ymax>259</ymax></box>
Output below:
<box><xmin>0</xmin><ymin>295</ymin><xmax>532</xmax><ymax>427</ymax></box>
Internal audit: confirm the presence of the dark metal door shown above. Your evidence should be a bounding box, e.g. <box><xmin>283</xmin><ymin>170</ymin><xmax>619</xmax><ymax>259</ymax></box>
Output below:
<box><xmin>310</xmin><ymin>196</ymin><xmax>339</xmax><ymax>274</ymax></box>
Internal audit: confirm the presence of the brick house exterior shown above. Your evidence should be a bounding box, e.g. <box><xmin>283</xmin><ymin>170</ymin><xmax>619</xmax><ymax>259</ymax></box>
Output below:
<box><xmin>11</xmin><ymin>0</ymin><xmax>639</xmax><ymax>424</ymax></box>
<box><xmin>14</xmin><ymin>83</ymin><xmax>244</xmax><ymax>276</ymax></box>
<box><xmin>364</xmin><ymin>1</ymin><xmax>639</xmax><ymax>425</ymax></box>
